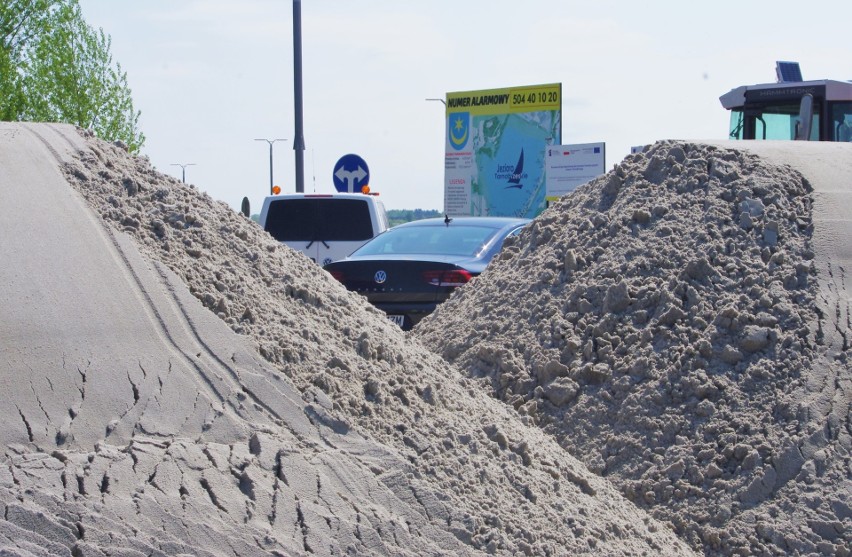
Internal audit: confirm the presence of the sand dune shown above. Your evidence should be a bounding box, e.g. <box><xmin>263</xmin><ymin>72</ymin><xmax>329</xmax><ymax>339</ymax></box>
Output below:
<box><xmin>1</xmin><ymin>123</ymin><xmax>694</xmax><ymax>556</ymax></box>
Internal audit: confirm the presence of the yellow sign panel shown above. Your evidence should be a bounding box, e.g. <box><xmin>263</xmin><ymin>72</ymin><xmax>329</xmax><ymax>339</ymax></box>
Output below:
<box><xmin>446</xmin><ymin>83</ymin><xmax>561</xmax><ymax>115</ymax></box>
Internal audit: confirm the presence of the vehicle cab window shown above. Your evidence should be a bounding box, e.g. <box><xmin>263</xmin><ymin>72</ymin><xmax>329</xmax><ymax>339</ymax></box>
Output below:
<box><xmin>832</xmin><ymin>102</ymin><xmax>852</xmax><ymax>142</ymax></box>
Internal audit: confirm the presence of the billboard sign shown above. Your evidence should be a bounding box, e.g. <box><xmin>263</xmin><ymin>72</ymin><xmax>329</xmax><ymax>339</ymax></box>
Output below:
<box><xmin>443</xmin><ymin>83</ymin><xmax>562</xmax><ymax>218</ymax></box>
<box><xmin>545</xmin><ymin>143</ymin><xmax>606</xmax><ymax>200</ymax></box>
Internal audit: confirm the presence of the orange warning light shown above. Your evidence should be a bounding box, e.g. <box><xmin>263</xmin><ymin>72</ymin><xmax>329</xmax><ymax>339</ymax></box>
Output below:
<box><xmin>272</xmin><ymin>185</ymin><xmax>281</xmax><ymax>195</ymax></box>
<box><xmin>361</xmin><ymin>185</ymin><xmax>370</xmax><ymax>194</ymax></box>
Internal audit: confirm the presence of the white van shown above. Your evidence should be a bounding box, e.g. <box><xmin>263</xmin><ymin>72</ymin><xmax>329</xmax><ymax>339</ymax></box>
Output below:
<box><xmin>259</xmin><ymin>193</ymin><xmax>389</xmax><ymax>266</ymax></box>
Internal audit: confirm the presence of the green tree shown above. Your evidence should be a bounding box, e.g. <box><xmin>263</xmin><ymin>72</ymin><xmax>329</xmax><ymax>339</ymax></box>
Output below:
<box><xmin>386</xmin><ymin>208</ymin><xmax>441</xmax><ymax>227</ymax></box>
<box><xmin>1</xmin><ymin>0</ymin><xmax>144</xmax><ymax>151</ymax></box>
<box><xmin>0</xmin><ymin>0</ymin><xmax>53</xmax><ymax>116</ymax></box>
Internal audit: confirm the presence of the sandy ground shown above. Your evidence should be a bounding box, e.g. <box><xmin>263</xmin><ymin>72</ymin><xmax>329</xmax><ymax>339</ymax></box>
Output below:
<box><xmin>2</xmin><ymin>122</ymin><xmax>849</xmax><ymax>556</ymax></box>
<box><xmin>416</xmin><ymin>140</ymin><xmax>852</xmax><ymax>555</ymax></box>
<box><xmin>1</xmin><ymin>123</ymin><xmax>696</xmax><ymax>556</ymax></box>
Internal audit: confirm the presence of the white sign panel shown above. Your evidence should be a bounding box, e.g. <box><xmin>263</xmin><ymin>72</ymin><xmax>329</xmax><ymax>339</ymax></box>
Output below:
<box><xmin>545</xmin><ymin>143</ymin><xmax>605</xmax><ymax>200</ymax></box>
<box><xmin>444</xmin><ymin>150</ymin><xmax>473</xmax><ymax>216</ymax></box>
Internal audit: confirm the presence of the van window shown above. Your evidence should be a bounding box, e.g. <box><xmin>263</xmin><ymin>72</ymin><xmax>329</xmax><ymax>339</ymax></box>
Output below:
<box><xmin>264</xmin><ymin>198</ymin><xmax>374</xmax><ymax>242</ymax></box>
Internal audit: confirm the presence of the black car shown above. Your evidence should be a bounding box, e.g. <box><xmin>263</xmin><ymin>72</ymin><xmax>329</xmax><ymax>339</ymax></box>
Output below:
<box><xmin>324</xmin><ymin>216</ymin><xmax>529</xmax><ymax>330</ymax></box>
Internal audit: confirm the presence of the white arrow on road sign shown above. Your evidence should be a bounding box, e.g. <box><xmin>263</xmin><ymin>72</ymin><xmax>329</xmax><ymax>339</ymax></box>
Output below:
<box><xmin>332</xmin><ymin>153</ymin><xmax>370</xmax><ymax>193</ymax></box>
<box><xmin>334</xmin><ymin>165</ymin><xmax>367</xmax><ymax>192</ymax></box>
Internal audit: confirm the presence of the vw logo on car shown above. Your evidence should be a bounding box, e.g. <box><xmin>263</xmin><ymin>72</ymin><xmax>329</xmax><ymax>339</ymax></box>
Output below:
<box><xmin>374</xmin><ymin>270</ymin><xmax>387</xmax><ymax>284</ymax></box>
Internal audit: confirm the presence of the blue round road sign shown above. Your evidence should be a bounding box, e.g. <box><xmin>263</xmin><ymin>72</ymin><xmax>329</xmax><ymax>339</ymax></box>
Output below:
<box><xmin>333</xmin><ymin>154</ymin><xmax>370</xmax><ymax>193</ymax></box>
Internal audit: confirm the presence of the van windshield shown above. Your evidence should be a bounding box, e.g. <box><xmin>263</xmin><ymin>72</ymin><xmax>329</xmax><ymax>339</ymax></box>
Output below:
<box><xmin>264</xmin><ymin>198</ymin><xmax>374</xmax><ymax>241</ymax></box>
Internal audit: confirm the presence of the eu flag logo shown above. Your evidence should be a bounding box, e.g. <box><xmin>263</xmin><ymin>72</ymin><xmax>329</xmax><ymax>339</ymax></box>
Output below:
<box><xmin>448</xmin><ymin>112</ymin><xmax>470</xmax><ymax>150</ymax></box>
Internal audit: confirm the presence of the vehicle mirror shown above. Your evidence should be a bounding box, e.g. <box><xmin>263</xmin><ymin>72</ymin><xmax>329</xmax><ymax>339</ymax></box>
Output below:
<box><xmin>795</xmin><ymin>94</ymin><xmax>814</xmax><ymax>141</ymax></box>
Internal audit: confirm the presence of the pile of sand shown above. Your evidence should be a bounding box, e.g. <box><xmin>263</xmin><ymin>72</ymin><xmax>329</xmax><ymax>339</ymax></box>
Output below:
<box><xmin>4</xmin><ymin>124</ymin><xmax>848</xmax><ymax>556</ymax></box>
<box><xmin>416</xmin><ymin>141</ymin><xmax>851</xmax><ymax>555</ymax></box>
<box><xmin>1</xmin><ymin>124</ymin><xmax>694</xmax><ymax>556</ymax></box>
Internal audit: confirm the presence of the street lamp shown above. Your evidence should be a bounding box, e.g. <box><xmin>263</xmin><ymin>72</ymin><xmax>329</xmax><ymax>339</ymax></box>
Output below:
<box><xmin>170</xmin><ymin>163</ymin><xmax>196</xmax><ymax>183</ymax></box>
<box><xmin>425</xmin><ymin>97</ymin><xmax>446</xmax><ymax>106</ymax></box>
<box><xmin>255</xmin><ymin>138</ymin><xmax>288</xmax><ymax>195</ymax></box>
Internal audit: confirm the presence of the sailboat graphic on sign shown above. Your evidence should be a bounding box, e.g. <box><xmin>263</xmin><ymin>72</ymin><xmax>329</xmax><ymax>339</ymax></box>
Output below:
<box><xmin>506</xmin><ymin>149</ymin><xmax>524</xmax><ymax>189</ymax></box>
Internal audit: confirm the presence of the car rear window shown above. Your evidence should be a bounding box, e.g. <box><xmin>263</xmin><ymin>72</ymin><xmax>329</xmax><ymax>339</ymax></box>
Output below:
<box><xmin>355</xmin><ymin>225</ymin><xmax>498</xmax><ymax>257</ymax></box>
<box><xmin>264</xmin><ymin>198</ymin><xmax>374</xmax><ymax>241</ymax></box>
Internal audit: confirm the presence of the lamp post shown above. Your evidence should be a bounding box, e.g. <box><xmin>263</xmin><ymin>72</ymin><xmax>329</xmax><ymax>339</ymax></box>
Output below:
<box><xmin>170</xmin><ymin>163</ymin><xmax>196</xmax><ymax>183</ymax></box>
<box><xmin>426</xmin><ymin>98</ymin><xmax>447</xmax><ymax>139</ymax></box>
<box><xmin>255</xmin><ymin>138</ymin><xmax>287</xmax><ymax>195</ymax></box>
<box><xmin>293</xmin><ymin>0</ymin><xmax>305</xmax><ymax>193</ymax></box>
<box><xmin>426</xmin><ymin>98</ymin><xmax>448</xmax><ymax>215</ymax></box>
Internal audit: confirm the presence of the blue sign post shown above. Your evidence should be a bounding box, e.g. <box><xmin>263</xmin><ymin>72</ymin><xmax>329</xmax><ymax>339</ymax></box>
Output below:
<box><xmin>333</xmin><ymin>154</ymin><xmax>370</xmax><ymax>193</ymax></box>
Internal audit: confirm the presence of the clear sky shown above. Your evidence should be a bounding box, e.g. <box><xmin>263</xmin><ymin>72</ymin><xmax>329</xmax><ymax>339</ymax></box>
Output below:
<box><xmin>77</xmin><ymin>0</ymin><xmax>852</xmax><ymax>213</ymax></box>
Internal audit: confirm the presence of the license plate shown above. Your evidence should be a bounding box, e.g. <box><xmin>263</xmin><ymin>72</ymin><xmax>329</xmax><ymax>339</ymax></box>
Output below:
<box><xmin>387</xmin><ymin>314</ymin><xmax>405</xmax><ymax>327</ymax></box>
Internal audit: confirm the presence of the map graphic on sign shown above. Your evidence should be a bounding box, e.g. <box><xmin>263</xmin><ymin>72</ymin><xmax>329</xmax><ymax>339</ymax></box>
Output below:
<box><xmin>442</xmin><ymin>83</ymin><xmax>561</xmax><ymax>218</ymax></box>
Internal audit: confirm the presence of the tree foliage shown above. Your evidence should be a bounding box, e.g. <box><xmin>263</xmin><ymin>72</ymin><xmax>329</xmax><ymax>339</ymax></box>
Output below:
<box><xmin>386</xmin><ymin>208</ymin><xmax>442</xmax><ymax>227</ymax></box>
<box><xmin>1</xmin><ymin>0</ymin><xmax>144</xmax><ymax>151</ymax></box>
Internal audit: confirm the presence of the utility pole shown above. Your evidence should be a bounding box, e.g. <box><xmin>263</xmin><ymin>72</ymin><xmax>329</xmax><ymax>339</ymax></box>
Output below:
<box><xmin>255</xmin><ymin>138</ymin><xmax>287</xmax><ymax>194</ymax></box>
<box><xmin>293</xmin><ymin>0</ymin><xmax>305</xmax><ymax>193</ymax></box>
<box><xmin>170</xmin><ymin>163</ymin><xmax>195</xmax><ymax>183</ymax></box>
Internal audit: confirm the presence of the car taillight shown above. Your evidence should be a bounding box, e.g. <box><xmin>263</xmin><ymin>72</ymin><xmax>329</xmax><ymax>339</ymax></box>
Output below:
<box><xmin>327</xmin><ymin>270</ymin><xmax>345</xmax><ymax>282</ymax></box>
<box><xmin>422</xmin><ymin>269</ymin><xmax>472</xmax><ymax>287</ymax></box>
